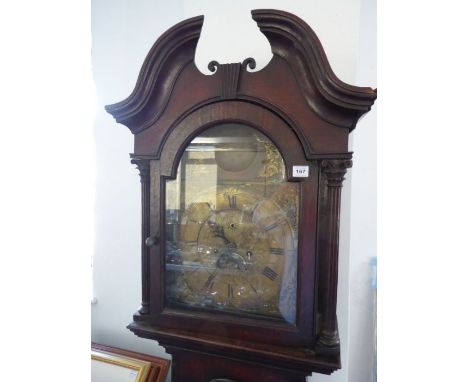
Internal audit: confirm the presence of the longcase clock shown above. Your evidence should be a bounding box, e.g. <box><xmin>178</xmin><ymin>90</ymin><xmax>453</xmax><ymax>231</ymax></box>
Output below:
<box><xmin>105</xmin><ymin>9</ymin><xmax>376</xmax><ymax>382</ymax></box>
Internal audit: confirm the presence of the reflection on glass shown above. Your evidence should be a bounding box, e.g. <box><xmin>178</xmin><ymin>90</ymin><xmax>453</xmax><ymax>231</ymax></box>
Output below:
<box><xmin>164</xmin><ymin>124</ymin><xmax>299</xmax><ymax>323</ymax></box>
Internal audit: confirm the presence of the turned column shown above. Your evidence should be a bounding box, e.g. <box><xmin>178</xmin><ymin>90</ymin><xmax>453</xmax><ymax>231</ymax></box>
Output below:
<box><xmin>131</xmin><ymin>158</ymin><xmax>151</xmax><ymax>314</ymax></box>
<box><xmin>317</xmin><ymin>159</ymin><xmax>352</xmax><ymax>354</ymax></box>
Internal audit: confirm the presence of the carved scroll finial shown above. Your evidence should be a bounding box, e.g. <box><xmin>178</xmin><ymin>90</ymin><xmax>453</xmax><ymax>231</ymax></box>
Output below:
<box><xmin>208</xmin><ymin>60</ymin><xmax>220</xmax><ymax>73</ymax></box>
<box><xmin>242</xmin><ymin>57</ymin><xmax>256</xmax><ymax>70</ymax></box>
<box><xmin>208</xmin><ymin>57</ymin><xmax>256</xmax><ymax>73</ymax></box>
<box><xmin>208</xmin><ymin>62</ymin><xmax>241</xmax><ymax>99</ymax></box>
<box><xmin>207</xmin><ymin>58</ymin><xmax>257</xmax><ymax>99</ymax></box>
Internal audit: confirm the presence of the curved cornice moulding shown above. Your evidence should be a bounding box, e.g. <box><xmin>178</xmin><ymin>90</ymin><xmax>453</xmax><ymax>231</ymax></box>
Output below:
<box><xmin>251</xmin><ymin>9</ymin><xmax>376</xmax><ymax>129</ymax></box>
<box><xmin>105</xmin><ymin>15</ymin><xmax>205</xmax><ymax>129</ymax></box>
<box><xmin>105</xmin><ymin>9</ymin><xmax>376</xmax><ymax>133</ymax></box>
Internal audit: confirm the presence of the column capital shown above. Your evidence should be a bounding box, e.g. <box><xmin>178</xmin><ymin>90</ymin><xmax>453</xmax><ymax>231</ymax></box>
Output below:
<box><xmin>321</xmin><ymin>159</ymin><xmax>352</xmax><ymax>186</ymax></box>
<box><xmin>131</xmin><ymin>158</ymin><xmax>150</xmax><ymax>182</ymax></box>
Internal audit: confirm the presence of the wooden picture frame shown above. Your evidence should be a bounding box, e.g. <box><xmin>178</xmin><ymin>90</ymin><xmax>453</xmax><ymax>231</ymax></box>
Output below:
<box><xmin>92</xmin><ymin>343</ymin><xmax>171</xmax><ymax>382</ymax></box>
<box><xmin>92</xmin><ymin>351</ymin><xmax>151</xmax><ymax>382</ymax></box>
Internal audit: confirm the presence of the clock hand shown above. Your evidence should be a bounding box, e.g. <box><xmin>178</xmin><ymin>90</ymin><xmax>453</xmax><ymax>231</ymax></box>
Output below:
<box><xmin>210</xmin><ymin>223</ymin><xmax>236</xmax><ymax>248</ymax></box>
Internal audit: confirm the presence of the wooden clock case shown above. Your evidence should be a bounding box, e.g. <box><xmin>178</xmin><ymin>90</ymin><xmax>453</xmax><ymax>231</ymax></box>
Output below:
<box><xmin>105</xmin><ymin>9</ymin><xmax>376</xmax><ymax>382</ymax></box>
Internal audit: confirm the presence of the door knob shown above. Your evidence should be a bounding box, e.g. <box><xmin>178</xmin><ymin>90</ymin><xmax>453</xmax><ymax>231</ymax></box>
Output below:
<box><xmin>145</xmin><ymin>235</ymin><xmax>160</xmax><ymax>247</ymax></box>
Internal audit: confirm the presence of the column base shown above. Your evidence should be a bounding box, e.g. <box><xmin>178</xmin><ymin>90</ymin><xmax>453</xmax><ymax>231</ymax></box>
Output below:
<box><xmin>316</xmin><ymin>330</ymin><xmax>340</xmax><ymax>356</ymax></box>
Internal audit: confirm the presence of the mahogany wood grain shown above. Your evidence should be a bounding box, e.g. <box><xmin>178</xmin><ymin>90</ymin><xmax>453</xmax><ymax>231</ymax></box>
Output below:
<box><xmin>168</xmin><ymin>347</ymin><xmax>309</xmax><ymax>382</ymax></box>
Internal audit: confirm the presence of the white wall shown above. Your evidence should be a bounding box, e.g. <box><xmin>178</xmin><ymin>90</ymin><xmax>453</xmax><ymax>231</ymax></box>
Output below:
<box><xmin>347</xmin><ymin>0</ymin><xmax>377</xmax><ymax>381</ymax></box>
<box><xmin>91</xmin><ymin>0</ymin><xmax>185</xmax><ymax>361</ymax></box>
<box><xmin>91</xmin><ymin>1</ymin><xmax>376</xmax><ymax>381</ymax></box>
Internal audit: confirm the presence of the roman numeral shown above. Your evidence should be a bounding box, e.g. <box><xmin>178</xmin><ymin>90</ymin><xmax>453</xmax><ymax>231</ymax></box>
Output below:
<box><xmin>204</xmin><ymin>272</ymin><xmax>217</xmax><ymax>290</ymax></box>
<box><xmin>262</xmin><ymin>266</ymin><xmax>278</xmax><ymax>281</ymax></box>
<box><xmin>264</xmin><ymin>222</ymin><xmax>279</xmax><ymax>231</ymax></box>
<box><xmin>227</xmin><ymin>283</ymin><xmax>234</xmax><ymax>300</ymax></box>
<box><xmin>227</xmin><ymin>195</ymin><xmax>237</xmax><ymax>209</ymax></box>
<box><xmin>264</xmin><ymin>217</ymin><xmax>287</xmax><ymax>231</ymax></box>
<box><xmin>270</xmin><ymin>247</ymin><xmax>285</xmax><ymax>255</ymax></box>
<box><xmin>249</xmin><ymin>282</ymin><xmax>258</xmax><ymax>294</ymax></box>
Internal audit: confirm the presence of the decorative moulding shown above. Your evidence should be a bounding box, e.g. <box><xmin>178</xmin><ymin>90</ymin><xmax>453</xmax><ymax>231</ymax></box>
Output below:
<box><xmin>106</xmin><ymin>9</ymin><xmax>376</xmax><ymax>134</ymax></box>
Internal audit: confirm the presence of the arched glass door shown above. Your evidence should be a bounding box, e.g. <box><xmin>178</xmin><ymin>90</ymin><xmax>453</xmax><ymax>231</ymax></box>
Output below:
<box><xmin>164</xmin><ymin>123</ymin><xmax>299</xmax><ymax>323</ymax></box>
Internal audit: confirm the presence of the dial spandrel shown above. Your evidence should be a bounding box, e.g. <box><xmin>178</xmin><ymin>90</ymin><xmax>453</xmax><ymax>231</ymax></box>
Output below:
<box><xmin>164</xmin><ymin>123</ymin><xmax>299</xmax><ymax>323</ymax></box>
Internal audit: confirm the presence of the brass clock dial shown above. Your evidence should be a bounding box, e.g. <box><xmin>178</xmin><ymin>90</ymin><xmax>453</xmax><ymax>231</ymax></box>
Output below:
<box><xmin>177</xmin><ymin>192</ymin><xmax>294</xmax><ymax>317</ymax></box>
<box><xmin>165</xmin><ymin>124</ymin><xmax>299</xmax><ymax>322</ymax></box>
